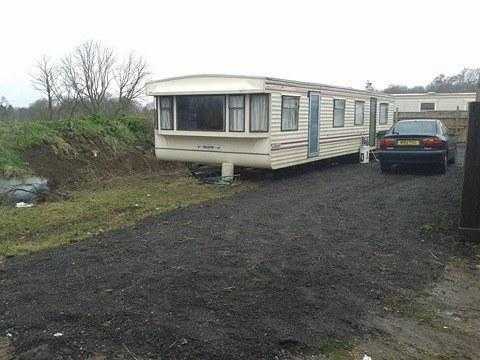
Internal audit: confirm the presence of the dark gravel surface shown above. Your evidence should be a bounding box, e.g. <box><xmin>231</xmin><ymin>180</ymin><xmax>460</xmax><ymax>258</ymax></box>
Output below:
<box><xmin>0</xmin><ymin>151</ymin><xmax>468</xmax><ymax>359</ymax></box>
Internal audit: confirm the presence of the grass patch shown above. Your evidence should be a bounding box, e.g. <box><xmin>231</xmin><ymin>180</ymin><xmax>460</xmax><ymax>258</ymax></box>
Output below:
<box><xmin>0</xmin><ymin>175</ymin><xmax>242</xmax><ymax>256</ymax></box>
<box><xmin>318</xmin><ymin>338</ymin><xmax>354</xmax><ymax>359</ymax></box>
<box><xmin>420</xmin><ymin>211</ymin><xmax>453</xmax><ymax>238</ymax></box>
<box><xmin>384</xmin><ymin>294</ymin><xmax>438</xmax><ymax>325</ymax></box>
<box><xmin>0</xmin><ymin>115</ymin><xmax>151</xmax><ymax>177</ymax></box>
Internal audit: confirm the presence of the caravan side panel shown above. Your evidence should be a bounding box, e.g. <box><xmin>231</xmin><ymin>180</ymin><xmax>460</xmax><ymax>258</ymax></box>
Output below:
<box><xmin>269</xmin><ymin>92</ymin><xmax>310</xmax><ymax>169</ymax></box>
<box><xmin>376</xmin><ymin>95</ymin><xmax>395</xmax><ymax>133</ymax></box>
<box><xmin>316</xmin><ymin>90</ymin><xmax>369</xmax><ymax>161</ymax></box>
<box><xmin>268</xmin><ymin>87</ymin><xmax>395</xmax><ymax>169</ymax></box>
<box><xmin>155</xmin><ymin>134</ymin><xmax>271</xmax><ymax>168</ymax></box>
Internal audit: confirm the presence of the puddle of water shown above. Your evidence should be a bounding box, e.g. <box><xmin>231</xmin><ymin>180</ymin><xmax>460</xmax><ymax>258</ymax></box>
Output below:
<box><xmin>0</xmin><ymin>177</ymin><xmax>49</xmax><ymax>203</ymax></box>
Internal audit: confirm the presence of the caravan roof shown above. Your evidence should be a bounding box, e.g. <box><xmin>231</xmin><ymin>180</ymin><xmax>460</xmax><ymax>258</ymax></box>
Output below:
<box><xmin>145</xmin><ymin>74</ymin><xmax>390</xmax><ymax>97</ymax></box>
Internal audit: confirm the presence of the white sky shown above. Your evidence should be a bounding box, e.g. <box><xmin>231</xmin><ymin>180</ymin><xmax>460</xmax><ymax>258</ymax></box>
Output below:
<box><xmin>1</xmin><ymin>0</ymin><xmax>479</xmax><ymax>107</ymax></box>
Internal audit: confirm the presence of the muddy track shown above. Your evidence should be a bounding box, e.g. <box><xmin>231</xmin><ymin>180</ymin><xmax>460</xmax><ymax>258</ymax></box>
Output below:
<box><xmin>0</xmin><ymin>154</ymin><xmax>467</xmax><ymax>359</ymax></box>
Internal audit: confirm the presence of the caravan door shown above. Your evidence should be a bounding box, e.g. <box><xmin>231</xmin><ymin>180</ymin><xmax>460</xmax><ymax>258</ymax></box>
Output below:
<box><xmin>308</xmin><ymin>93</ymin><xmax>320</xmax><ymax>157</ymax></box>
<box><xmin>369</xmin><ymin>97</ymin><xmax>377</xmax><ymax>147</ymax></box>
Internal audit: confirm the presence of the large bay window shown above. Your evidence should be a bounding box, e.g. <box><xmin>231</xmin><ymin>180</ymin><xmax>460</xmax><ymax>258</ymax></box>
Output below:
<box><xmin>159</xmin><ymin>96</ymin><xmax>173</xmax><ymax>130</ymax></box>
<box><xmin>379</xmin><ymin>103</ymin><xmax>389</xmax><ymax>124</ymax></box>
<box><xmin>228</xmin><ymin>95</ymin><xmax>245</xmax><ymax>132</ymax></box>
<box><xmin>281</xmin><ymin>96</ymin><xmax>299</xmax><ymax>131</ymax></box>
<box><xmin>176</xmin><ymin>95</ymin><xmax>225</xmax><ymax>131</ymax></box>
<box><xmin>250</xmin><ymin>94</ymin><xmax>269</xmax><ymax>132</ymax></box>
<box><xmin>157</xmin><ymin>94</ymin><xmax>270</xmax><ymax>133</ymax></box>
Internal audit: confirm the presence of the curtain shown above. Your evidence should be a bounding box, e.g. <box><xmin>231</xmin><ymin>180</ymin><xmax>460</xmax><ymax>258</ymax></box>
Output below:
<box><xmin>251</xmin><ymin>94</ymin><xmax>268</xmax><ymax>132</ymax></box>
<box><xmin>229</xmin><ymin>95</ymin><xmax>245</xmax><ymax>131</ymax></box>
<box><xmin>160</xmin><ymin>97</ymin><xmax>173</xmax><ymax>129</ymax></box>
<box><xmin>333</xmin><ymin>99</ymin><xmax>345</xmax><ymax>127</ymax></box>
<box><xmin>281</xmin><ymin>96</ymin><xmax>298</xmax><ymax>130</ymax></box>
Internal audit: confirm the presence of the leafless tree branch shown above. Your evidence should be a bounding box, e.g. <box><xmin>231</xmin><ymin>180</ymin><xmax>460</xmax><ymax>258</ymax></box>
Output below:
<box><xmin>61</xmin><ymin>40</ymin><xmax>115</xmax><ymax>115</ymax></box>
<box><xmin>31</xmin><ymin>55</ymin><xmax>58</xmax><ymax>120</ymax></box>
<box><xmin>115</xmin><ymin>52</ymin><xmax>149</xmax><ymax>114</ymax></box>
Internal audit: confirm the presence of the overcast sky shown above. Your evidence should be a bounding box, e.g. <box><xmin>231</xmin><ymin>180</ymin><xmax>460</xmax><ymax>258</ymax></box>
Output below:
<box><xmin>1</xmin><ymin>0</ymin><xmax>479</xmax><ymax>107</ymax></box>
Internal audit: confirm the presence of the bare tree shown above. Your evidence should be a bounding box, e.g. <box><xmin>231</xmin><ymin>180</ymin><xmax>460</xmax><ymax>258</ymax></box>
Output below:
<box><xmin>30</xmin><ymin>40</ymin><xmax>149</xmax><ymax>119</ymax></box>
<box><xmin>61</xmin><ymin>41</ymin><xmax>115</xmax><ymax>114</ymax></box>
<box><xmin>31</xmin><ymin>55</ymin><xmax>58</xmax><ymax>119</ymax></box>
<box><xmin>115</xmin><ymin>52</ymin><xmax>149</xmax><ymax>114</ymax></box>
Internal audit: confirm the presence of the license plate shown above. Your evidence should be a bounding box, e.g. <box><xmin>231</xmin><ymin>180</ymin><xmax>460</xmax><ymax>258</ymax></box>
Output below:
<box><xmin>397</xmin><ymin>139</ymin><xmax>420</xmax><ymax>146</ymax></box>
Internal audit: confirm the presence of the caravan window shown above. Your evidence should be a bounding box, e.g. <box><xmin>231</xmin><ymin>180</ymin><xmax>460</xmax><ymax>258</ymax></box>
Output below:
<box><xmin>281</xmin><ymin>96</ymin><xmax>299</xmax><ymax>131</ymax></box>
<box><xmin>176</xmin><ymin>95</ymin><xmax>225</xmax><ymax>131</ymax></box>
<box><xmin>333</xmin><ymin>99</ymin><xmax>345</xmax><ymax>127</ymax></box>
<box><xmin>228</xmin><ymin>95</ymin><xmax>245</xmax><ymax>132</ymax></box>
<box><xmin>379</xmin><ymin>103</ymin><xmax>389</xmax><ymax>124</ymax></box>
<box><xmin>354</xmin><ymin>101</ymin><xmax>365</xmax><ymax>125</ymax></box>
<box><xmin>250</xmin><ymin>94</ymin><xmax>269</xmax><ymax>132</ymax></box>
<box><xmin>159</xmin><ymin>96</ymin><xmax>174</xmax><ymax>130</ymax></box>
<box><xmin>420</xmin><ymin>102</ymin><xmax>435</xmax><ymax>111</ymax></box>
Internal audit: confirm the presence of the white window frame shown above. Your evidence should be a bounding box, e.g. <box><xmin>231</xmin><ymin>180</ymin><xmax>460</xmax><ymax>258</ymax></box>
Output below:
<box><xmin>228</xmin><ymin>95</ymin><xmax>245</xmax><ymax>132</ymax></box>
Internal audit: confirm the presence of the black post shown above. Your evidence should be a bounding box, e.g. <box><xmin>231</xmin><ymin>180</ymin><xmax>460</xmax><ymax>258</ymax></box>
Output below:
<box><xmin>460</xmin><ymin>102</ymin><xmax>480</xmax><ymax>237</ymax></box>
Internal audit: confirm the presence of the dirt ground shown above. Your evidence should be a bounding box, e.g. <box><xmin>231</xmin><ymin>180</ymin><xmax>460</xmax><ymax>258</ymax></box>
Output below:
<box><xmin>1</xmin><ymin>147</ymin><xmax>479</xmax><ymax>359</ymax></box>
<box><xmin>24</xmin><ymin>142</ymin><xmax>182</xmax><ymax>189</ymax></box>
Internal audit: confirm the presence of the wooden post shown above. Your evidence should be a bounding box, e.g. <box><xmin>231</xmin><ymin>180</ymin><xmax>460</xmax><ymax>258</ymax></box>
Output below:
<box><xmin>460</xmin><ymin>102</ymin><xmax>480</xmax><ymax>237</ymax></box>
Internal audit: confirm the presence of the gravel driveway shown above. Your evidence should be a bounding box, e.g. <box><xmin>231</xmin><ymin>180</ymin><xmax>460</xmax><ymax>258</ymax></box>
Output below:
<box><xmin>0</xmin><ymin>150</ymin><xmax>466</xmax><ymax>359</ymax></box>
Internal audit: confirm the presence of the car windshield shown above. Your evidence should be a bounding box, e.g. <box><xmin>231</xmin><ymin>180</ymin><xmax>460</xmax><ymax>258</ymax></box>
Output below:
<box><xmin>391</xmin><ymin>121</ymin><xmax>437</xmax><ymax>136</ymax></box>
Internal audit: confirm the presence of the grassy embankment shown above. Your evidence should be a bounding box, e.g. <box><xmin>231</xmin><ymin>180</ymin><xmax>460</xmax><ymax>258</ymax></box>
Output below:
<box><xmin>0</xmin><ymin>117</ymin><xmax>241</xmax><ymax>256</ymax></box>
<box><xmin>0</xmin><ymin>115</ymin><xmax>150</xmax><ymax>177</ymax></box>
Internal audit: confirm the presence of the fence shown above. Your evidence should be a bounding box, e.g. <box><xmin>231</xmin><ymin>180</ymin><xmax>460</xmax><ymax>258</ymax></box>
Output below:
<box><xmin>460</xmin><ymin>102</ymin><xmax>480</xmax><ymax>237</ymax></box>
<box><xmin>396</xmin><ymin>110</ymin><xmax>468</xmax><ymax>142</ymax></box>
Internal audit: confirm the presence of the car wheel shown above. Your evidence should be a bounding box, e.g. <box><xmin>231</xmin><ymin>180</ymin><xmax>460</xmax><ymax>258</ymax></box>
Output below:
<box><xmin>438</xmin><ymin>154</ymin><xmax>448</xmax><ymax>174</ymax></box>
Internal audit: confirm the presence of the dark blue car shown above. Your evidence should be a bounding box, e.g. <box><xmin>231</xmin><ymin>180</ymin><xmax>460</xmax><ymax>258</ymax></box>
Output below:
<box><xmin>377</xmin><ymin>119</ymin><xmax>457</xmax><ymax>174</ymax></box>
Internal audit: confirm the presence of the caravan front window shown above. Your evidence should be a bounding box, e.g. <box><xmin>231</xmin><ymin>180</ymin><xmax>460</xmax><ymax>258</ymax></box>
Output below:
<box><xmin>159</xmin><ymin>96</ymin><xmax>174</xmax><ymax>130</ymax></box>
<box><xmin>228</xmin><ymin>95</ymin><xmax>245</xmax><ymax>132</ymax></box>
<box><xmin>250</xmin><ymin>94</ymin><xmax>269</xmax><ymax>132</ymax></box>
<box><xmin>176</xmin><ymin>95</ymin><xmax>226</xmax><ymax>131</ymax></box>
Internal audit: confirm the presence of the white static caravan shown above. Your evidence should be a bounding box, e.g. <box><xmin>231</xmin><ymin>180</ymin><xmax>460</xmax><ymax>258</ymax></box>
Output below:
<box><xmin>392</xmin><ymin>92</ymin><xmax>476</xmax><ymax>112</ymax></box>
<box><xmin>146</xmin><ymin>75</ymin><xmax>395</xmax><ymax>173</ymax></box>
